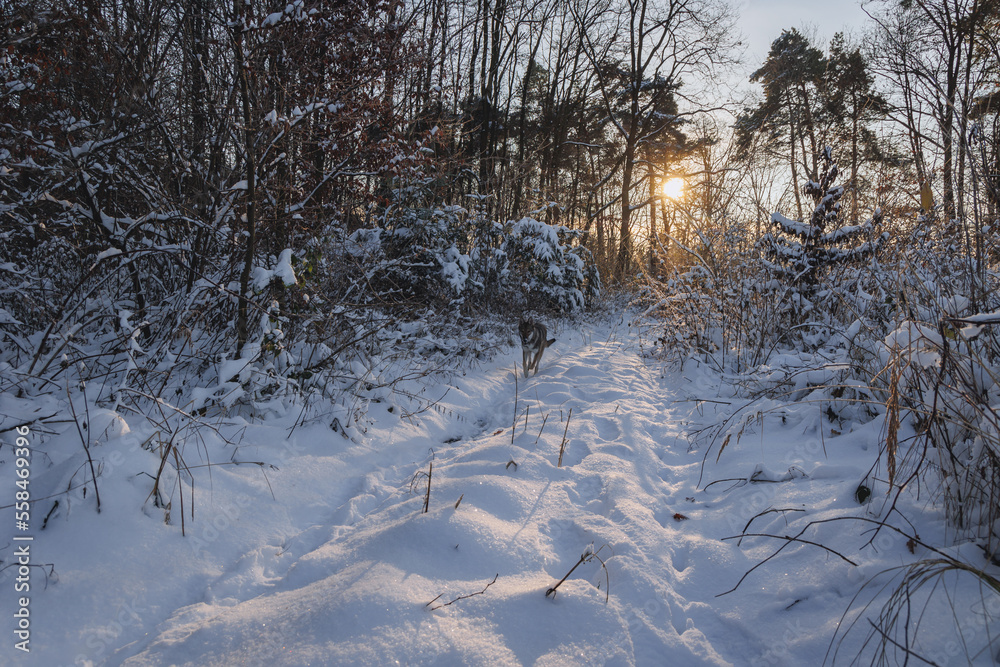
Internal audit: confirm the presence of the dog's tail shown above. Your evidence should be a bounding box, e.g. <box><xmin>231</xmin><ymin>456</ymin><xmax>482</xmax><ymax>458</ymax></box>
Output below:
<box><xmin>547</xmin><ymin>338</ymin><xmax>556</xmax><ymax>345</ymax></box>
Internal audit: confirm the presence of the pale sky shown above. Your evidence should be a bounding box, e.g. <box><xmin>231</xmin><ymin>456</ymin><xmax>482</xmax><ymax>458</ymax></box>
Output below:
<box><xmin>736</xmin><ymin>0</ymin><xmax>874</xmax><ymax>72</ymax></box>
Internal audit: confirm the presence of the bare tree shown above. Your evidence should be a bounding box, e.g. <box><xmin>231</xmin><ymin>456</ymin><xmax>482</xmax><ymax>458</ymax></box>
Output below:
<box><xmin>867</xmin><ymin>0</ymin><xmax>1000</xmax><ymax>221</ymax></box>
<box><xmin>574</xmin><ymin>0</ymin><xmax>736</xmax><ymax>280</ymax></box>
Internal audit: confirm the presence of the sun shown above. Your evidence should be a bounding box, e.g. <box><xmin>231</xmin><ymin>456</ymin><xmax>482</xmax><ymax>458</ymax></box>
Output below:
<box><xmin>662</xmin><ymin>177</ymin><xmax>685</xmax><ymax>200</ymax></box>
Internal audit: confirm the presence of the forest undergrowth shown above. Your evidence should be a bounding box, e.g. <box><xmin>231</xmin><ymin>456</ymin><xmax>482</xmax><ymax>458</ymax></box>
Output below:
<box><xmin>639</xmin><ymin>158</ymin><xmax>1000</xmax><ymax>662</ymax></box>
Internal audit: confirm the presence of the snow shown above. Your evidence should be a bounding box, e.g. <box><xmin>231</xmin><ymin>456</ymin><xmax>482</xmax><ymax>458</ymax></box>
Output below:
<box><xmin>770</xmin><ymin>212</ymin><xmax>815</xmax><ymax>240</ymax></box>
<box><xmin>252</xmin><ymin>249</ymin><xmax>298</xmax><ymax>290</ymax></box>
<box><xmin>274</xmin><ymin>248</ymin><xmax>297</xmax><ymax>287</ymax></box>
<box><xmin>956</xmin><ymin>310</ymin><xmax>1000</xmax><ymax>326</ymax></box>
<box><xmin>440</xmin><ymin>246</ymin><xmax>469</xmax><ymax>294</ymax></box>
<box><xmin>0</xmin><ymin>308</ymin><xmax>21</xmax><ymax>325</ymax></box>
<box><xmin>94</xmin><ymin>248</ymin><xmax>123</xmax><ymax>262</ymax></box>
<box><xmin>1</xmin><ymin>314</ymin><xmax>989</xmax><ymax>665</ymax></box>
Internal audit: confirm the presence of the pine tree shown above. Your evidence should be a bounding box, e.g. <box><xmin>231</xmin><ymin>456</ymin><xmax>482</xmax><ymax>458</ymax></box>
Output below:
<box><xmin>824</xmin><ymin>33</ymin><xmax>892</xmax><ymax>223</ymax></box>
<box><xmin>761</xmin><ymin>147</ymin><xmax>886</xmax><ymax>300</ymax></box>
<box><xmin>736</xmin><ymin>29</ymin><xmax>826</xmax><ymax>221</ymax></box>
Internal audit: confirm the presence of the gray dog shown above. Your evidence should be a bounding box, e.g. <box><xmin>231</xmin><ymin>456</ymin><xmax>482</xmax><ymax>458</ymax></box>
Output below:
<box><xmin>519</xmin><ymin>317</ymin><xmax>555</xmax><ymax>377</ymax></box>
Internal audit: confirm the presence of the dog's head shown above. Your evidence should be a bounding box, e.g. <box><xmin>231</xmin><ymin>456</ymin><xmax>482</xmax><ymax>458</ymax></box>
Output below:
<box><xmin>518</xmin><ymin>317</ymin><xmax>534</xmax><ymax>342</ymax></box>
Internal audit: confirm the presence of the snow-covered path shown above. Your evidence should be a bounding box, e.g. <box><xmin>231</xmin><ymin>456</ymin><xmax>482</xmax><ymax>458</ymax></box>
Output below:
<box><xmin>10</xmin><ymin>316</ymin><xmax>910</xmax><ymax>666</ymax></box>
<box><xmin>112</xmin><ymin>320</ymin><xmax>744</xmax><ymax>665</ymax></box>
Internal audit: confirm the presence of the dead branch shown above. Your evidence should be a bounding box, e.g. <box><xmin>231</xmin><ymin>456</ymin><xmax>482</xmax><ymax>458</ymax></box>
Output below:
<box><xmin>738</xmin><ymin>507</ymin><xmax>807</xmax><ymax>546</ymax></box>
<box><xmin>423</xmin><ymin>461</ymin><xmax>432</xmax><ymax>513</ymax></box>
<box><xmin>546</xmin><ymin>543</ymin><xmax>611</xmax><ymax>602</ymax></box>
<box><xmin>558</xmin><ymin>407</ymin><xmax>573</xmax><ymax>467</ymax></box>
<box><xmin>427</xmin><ymin>574</ymin><xmax>499</xmax><ymax>610</ymax></box>
<box><xmin>535</xmin><ymin>413</ymin><xmax>549</xmax><ymax>444</ymax></box>
<box><xmin>718</xmin><ymin>521</ymin><xmax>861</xmax><ymax>597</ymax></box>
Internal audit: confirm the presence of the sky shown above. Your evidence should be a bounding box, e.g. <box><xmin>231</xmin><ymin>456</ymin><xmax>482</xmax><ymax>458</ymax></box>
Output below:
<box><xmin>736</xmin><ymin>0</ymin><xmax>875</xmax><ymax>73</ymax></box>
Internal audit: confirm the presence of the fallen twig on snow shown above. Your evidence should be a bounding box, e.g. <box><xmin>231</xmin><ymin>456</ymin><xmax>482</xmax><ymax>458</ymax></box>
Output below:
<box><xmin>426</xmin><ymin>574</ymin><xmax>499</xmax><ymax>610</ymax></box>
<box><xmin>546</xmin><ymin>543</ymin><xmax>611</xmax><ymax>602</ymax></box>
<box><xmin>718</xmin><ymin>519</ymin><xmax>861</xmax><ymax>597</ymax></box>
<box><xmin>737</xmin><ymin>507</ymin><xmax>806</xmax><ymax>546</ymax></box>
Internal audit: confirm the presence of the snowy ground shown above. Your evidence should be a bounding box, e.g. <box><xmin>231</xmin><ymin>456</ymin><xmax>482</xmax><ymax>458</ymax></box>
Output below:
<box><xmin>1</xmin><ymin>313</ymin><xmax>992</xmax><ymax>665</ymax></box>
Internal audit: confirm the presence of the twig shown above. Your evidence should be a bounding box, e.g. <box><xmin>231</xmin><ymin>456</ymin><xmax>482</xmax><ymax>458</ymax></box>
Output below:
<box><xmin>427</xmin><ymin>574</ymin><xmax>499</xmax><ymax>610</ymax></box>
<box><xmin>738</xmin><ymin>507</ymin><xmax>806</xmax><ymax>546</ymax></box>
<box><xmin>558</xmin><ymin>407</ymin><xmax>573</xmax><ymax>467</ymax></box>
<box><xmin>410</xmin><ymin>450</ymin><xmax>435</xmax><ymax>514</ymax></box>
<box><xmin>174</xmin><ymin>446</ymin><xmax>187</xmax><ymax>536</ymax></box>
<box><xmin>41</xmin><ymin>501</ymin><xmax>59</xmax><ymax>529</ymax></box>
<box><xmin>718</xmin><ymin>530</ymin><xmax>858</xmax><ymax>597</ymax></box>
<box><xmin>0</xmin><ymin>562</ymin><xmax>57</xmax><ymax>590</ymax></box>
<box><xmin>535</xmin><ymin>413</ymin><xmax>549</xmax><ymax>444</ymax></box>
<box><xmin>66</xmin><ymin>381</ymin><xmax>102</xmax><ymax>513</ymax></box>
<box><xmin>423</xmin><ymin>461</ymin><xmax>433</xmax><ymax>514</ymax></box>
<box><xmin>591</xmin><ymin>546</ymin><xmax>611</xmax><ymax>602</ymax></box>
<box><xmin>546</xmin><ymin>553</ymin><xmax>590</xmax><ymax>599</ymax></box>
<box><xmin>703</xmin><ymin>477</ymin><xmax>748</xmax><ymax>492</ymax></box>
<box><xmin>0</xmin><ymin>415</ymin><xmax>59</xmax><ymax>434</ymax></box>
<box><xmin>865</xmin><ymin>620</ymin><xmax>941</xmax><ymax>666</ymax></box>
<box><xmin>512</xmin><ymin>366</ymin><xmax>518</xmax><ymax>446</ymax></box>
<box><xmin>546</xmin><ymin>544</ymin><xmax>611</xmax><ymax>602</ymax></box>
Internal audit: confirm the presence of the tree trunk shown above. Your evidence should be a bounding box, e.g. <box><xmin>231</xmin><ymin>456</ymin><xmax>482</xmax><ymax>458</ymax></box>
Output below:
<box><xmin>648</xmin><ymin>169</ymin><xmax>657</xmax><ymax>273</ymax></box>
<box><xmin>234</xmin><ymin>3</ymin><xmax>257</xmax><ymax>356</ymax></box>
<box><xmin>787</xmin><ymin>92</ymin><xmax>803</xmax><ymax>221</ymax></box>
<box><xmin>617</xmin><ymin>132</ymin><xmax>637</xmax><ymax>281</ymax></box>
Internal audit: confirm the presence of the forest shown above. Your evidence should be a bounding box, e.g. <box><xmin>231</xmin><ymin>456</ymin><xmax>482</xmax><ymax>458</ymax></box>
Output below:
<box><xmin>1</xmin><ymin>0</ymin><xmax>998</xmax><ymax>350</ymax></box>
<box><xmin>2</xmin><ymin>0</ymin><xmax>1000</xmax><ymax>662</ymax></box>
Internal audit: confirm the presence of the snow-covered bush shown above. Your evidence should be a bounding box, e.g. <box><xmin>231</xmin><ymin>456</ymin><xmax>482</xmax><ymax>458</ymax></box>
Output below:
<box><xmin>643</xmin><ymin>218</ymin><xmax>793</xmax><ymax>374</ymax></box>
<box><xmin>874</xmin><ymin>249</ymin><xmax>1000</xmax><ymax>558</ymax></box>
<box><xmin>355</xmin><ymin>207</ymin><xmax>469</xmax><ymax>306</ymax></box>
<box><xmin>503</xmin><ymin>215</ymin><xmax>598</xmax><ymax>313</ymax></box>
<box><xmin>355</xmin><ymin>179</ymin><xmax>599</xmax><ymax>314</ymax></box>
<box><xmin>644</xmin><ymin>151</ymin><xmax>1000</xmax><ymax>662</ymax></box>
